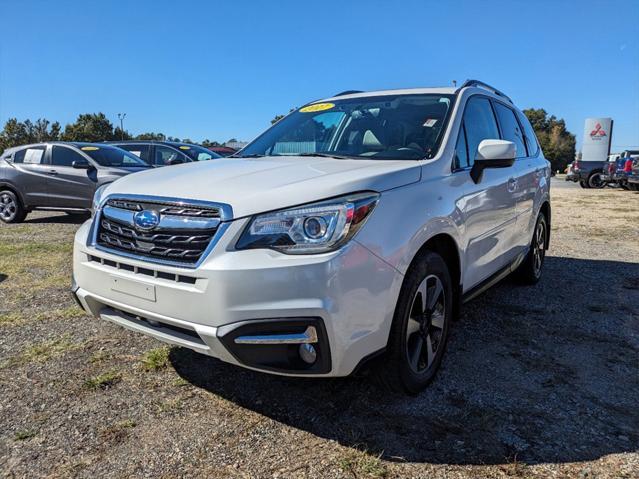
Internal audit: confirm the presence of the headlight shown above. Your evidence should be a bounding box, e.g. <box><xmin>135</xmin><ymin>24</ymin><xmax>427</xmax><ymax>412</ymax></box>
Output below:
<box><xmin>236</xmin><ymin>192</ymin><xmax>379</xmax><ymax>254</ymax></box>
<box><xmin>92</xmin><ymin>184</ymin><xmax>109</xmax><ymax>214</ymax></box>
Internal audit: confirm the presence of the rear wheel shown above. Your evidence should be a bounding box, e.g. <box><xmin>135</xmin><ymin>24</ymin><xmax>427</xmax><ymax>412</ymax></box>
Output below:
<box><xmin>0</xmin><ymin>190</ymin><xmax>26</xmax><ymax>224</ymax></box>
<box><xmin>587</xmin><ymin>172</ymin><xmax>605</xmax><ymax>188</ymax></box>
<box><xmin>376</xmin><ymin>250</ymin><xmax>453</xmax><ymax>394</ymax></box>
<box><xmin>514</xmin><ymin>212</ymin><xmax>547</xmax><ymax>285</ymax></box>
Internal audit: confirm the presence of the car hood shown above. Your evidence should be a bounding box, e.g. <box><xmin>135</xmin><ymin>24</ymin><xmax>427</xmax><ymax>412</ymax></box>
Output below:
<box><xmin>103</xmin><ymin>156</ymin><xmax>421</xmax><ymax>218</ymax></box>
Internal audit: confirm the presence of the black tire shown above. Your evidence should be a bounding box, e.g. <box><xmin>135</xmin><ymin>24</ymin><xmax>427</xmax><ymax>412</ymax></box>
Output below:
<box><xmin>621</xmin><ymin>183</ymin><xmax>631</xmax><ymax>190</ymax></box>
<box><xmin>587</xmin><ymin>172</ymin><xmax>605</xmax><ymax>188</ymax></box>
<box><xmin>0</xmin><ymin>190</ymin><xmax>27</xmax><ymax>224</ymax></box>
<box><xmin>514</xmin><ymin>212</ymin><xmax>548</xmax><ymax>285</ymax></box>
<box><xmin>579</xmin><ymin>180</ymin><xmax>589</xmax><ymax>189</ymax></box>
<box><xmin>628</xmin><ymin>183</ymin><xmax>639</xmax><ymax>192</ymax></box>
<box><xmin>376</xmin><ymin>250</ymin><xmax>453</xmax><ymax>394</ymax></box>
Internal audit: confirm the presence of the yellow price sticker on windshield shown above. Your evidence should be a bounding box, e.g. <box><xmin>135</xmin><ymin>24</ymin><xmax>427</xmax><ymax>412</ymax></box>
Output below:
<box><xmin>299</xmin><ymin>102</ymin><xmax>335</xmax><ymax>113</ymax></box>
<box><xmin>179</xmin><ymin>146</ymin><xmax>191</xmax><ymax>150</ymax></box>
<box><xmin>81</xmin><ymin>146</ymin><xmax>99</xmax><ymax>151</ymax></box>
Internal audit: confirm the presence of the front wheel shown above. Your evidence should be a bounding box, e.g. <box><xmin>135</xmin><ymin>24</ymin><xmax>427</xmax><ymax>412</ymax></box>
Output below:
<box><xmin>514</xmin><ymin>212</ymin><xmax>548</xmax><ymax>285</ymax></box>
<box><xmin>579</xmin><ymin>180</ymin><xmax>589</xmax><ymax>188</ymax></box>
<box><xmin>0</xmin><ymin>190</ymin><xmax>27</xmax><ymax>224</ymax></box>
<box><xmin>376</xmin><ymin>250</ymin><xmax>453</xmax><ymax>394</ymax></box>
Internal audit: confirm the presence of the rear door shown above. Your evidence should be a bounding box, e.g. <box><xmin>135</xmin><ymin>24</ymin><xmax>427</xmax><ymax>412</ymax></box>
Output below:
<box><xmin>9</xmin><ymin>145</ymin><xmax>50</xmax><ymax>206</ymax></box>
<box><xmin>493</xmin><ymin>102</ymin><xmax>536</xmax><ymax>253</ymax></box>
<box><xmin>456</xmin><ymin>96</ymin><xmax>519</xmax><ymax>290</ymax></box>
<box><xmin>47</xmin><ymin>145</ymin><xmax>97</xmax><ymax>208</ymax></box>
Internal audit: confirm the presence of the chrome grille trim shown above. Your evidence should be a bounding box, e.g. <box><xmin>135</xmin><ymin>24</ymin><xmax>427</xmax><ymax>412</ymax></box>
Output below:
<box><xmin>89</xmin><ymin>194</ymin><xmax>233</xmax><ymax>269</ymax></box>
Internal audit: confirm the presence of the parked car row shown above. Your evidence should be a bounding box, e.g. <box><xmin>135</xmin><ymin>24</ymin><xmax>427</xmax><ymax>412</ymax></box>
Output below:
<box><xmin>0</xmin><ymin>141</ymin><xmax>222</xmax><ymax>223</ymax></box>
<box><xmin>566</xmin><ymin>150</ymin><xmax>639</xmax><ymax>190</ymax></box>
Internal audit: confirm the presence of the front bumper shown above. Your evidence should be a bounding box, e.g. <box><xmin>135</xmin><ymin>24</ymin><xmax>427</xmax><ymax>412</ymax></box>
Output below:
<box><xmin>73</xmin><ymin>219</ymin><xmax>402</xmax><ymax>377</ymax></box>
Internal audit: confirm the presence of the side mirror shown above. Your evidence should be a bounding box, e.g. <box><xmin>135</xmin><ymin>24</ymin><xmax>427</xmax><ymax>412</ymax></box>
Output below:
<box><xmin>470</xmin><ymin>139</ymin><xmax>516</xmax><ymax>183</ymax></box>
<box><xmin>72</xmin><ymin>159</ymin><xmax>91</xmax><ymax>169</ymax></box>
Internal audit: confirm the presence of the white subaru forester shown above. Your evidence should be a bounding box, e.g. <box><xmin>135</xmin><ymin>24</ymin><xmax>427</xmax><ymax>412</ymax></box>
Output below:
<box><xmin>72</xmin><ymin>80</ymin><xmax>550</xmax><ymax>393</ymax></box>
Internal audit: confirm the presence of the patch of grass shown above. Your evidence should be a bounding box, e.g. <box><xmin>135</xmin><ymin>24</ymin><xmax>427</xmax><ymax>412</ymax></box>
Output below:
<box><xmin>89</xmin><ymin>351</ymin><xmax>111</xmax><ymax>364</ymax></box>
<box><xmin>172</xmin><ymin>377</ymin><xmax>190</xmax><ymax>387</ymax></box>
<box><xmin>141</xmin><ymin>346</ymin><xmax>170</xmax><ymax>371</ymax></box>
<box><xmin>16</xmin><ymin>335</ymin><xmax>78</xmax><ymax>364</ymax></box>
<box><xmin>14</xmin><ymin>430</ymin><xmax>37</xmax><ymax>441</ymax></box>
<box><xmin>338</xmin><ymin>450</ymin><xmax>387</xmax><ymax>478</ymax></box>
<box><xmin>0</xmin><ymin>312</ymin><xmax>24</xmax><ymax>326</ymax></box>
<box><xmin>157</xmin><ymin>398</ymin><xmax>183</xmax><ymax>413</ymax></box>
<box><xmin>84</xmin><ymin>370</ymin><xmax>121</xmax><ymax>390</ymax></box>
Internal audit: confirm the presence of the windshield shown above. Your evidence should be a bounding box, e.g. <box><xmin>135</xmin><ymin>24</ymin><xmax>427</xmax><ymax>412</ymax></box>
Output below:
<box><xmin>81</xmin><ymin>145</ymin><xmax>148</xmax><ymax>167</ymax></box>
<box><xmin>239</xmin><ymin>94</ymin><xmax>454</xmax><ymax>160</ymax></box>
<box><xmin>176</xmin><ymin>144</ymin><xmax>222</xmax><ymax>161</ymax></box>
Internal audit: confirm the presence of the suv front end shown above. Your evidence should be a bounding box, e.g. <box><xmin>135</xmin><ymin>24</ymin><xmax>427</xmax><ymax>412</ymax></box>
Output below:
<box><xmin>72</xmin><ymin>190</ymin><xmax>398</xmax><ymax>377</ymax></box>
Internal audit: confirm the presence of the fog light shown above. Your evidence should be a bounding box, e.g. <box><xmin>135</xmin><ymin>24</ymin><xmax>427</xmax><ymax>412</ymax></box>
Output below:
<box><xmin>299</xmin><ymin>343</ymin><xmax>317</xmax><ymax>364</ymax></box>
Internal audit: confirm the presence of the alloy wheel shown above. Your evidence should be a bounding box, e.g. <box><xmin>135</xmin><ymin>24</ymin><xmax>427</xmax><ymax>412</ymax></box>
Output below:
<box><xmin>533</xmin><ymin>219</ymin><xmax>546</xmax><ymax>277</ymax></box>
<box><xmin>405</xmin><ymin>274</ymin><xmax>446</xmax><ymax>374</ymax></box>
<box><xmin>0</xmin><ymin>193</ymin><xmax>17</xmax><ymax>222</ymax></box>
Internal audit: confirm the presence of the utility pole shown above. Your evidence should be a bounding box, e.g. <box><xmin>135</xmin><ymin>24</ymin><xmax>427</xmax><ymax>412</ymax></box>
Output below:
<box><xmin>117</xmin><ymin>113</ymin><xmax>127</xmax><ymax>140</ymax></box>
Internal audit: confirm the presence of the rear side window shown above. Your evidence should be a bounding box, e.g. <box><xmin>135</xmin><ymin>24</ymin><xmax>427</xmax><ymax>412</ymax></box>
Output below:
<box><xmin>51</xmin><ymin>146</ymin><xmax>85</xmax><ymax>166</ymax></box>
<box><xmin>463</xmin><ymin>97</ymin><xmax>500</xmax><ymax>165</ymax></box>
<box><xmin>117</xmin><ymin>144</ymin><xmax>151</xmax><ymax>164</ymax></box>
<box><xmin>517</xmin><ymin>110</ymin><xmax>540</xmax><ymax>157</ymax></box>
<box><xmin>494</xmin><ymin>103</ymin><xmax>527</xmax><ymax>159</ymax></box>
<box><xmin>13</xmin><ymin>146</ymin><xmax>46</xmax><ymax>164</ymax></box>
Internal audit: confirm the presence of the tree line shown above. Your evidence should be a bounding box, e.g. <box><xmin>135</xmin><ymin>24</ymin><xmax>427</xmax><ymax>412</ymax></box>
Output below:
<box><xmin>0</xmin><ymin>113</ymin><xmax>235</xmax><ymax>151</ymax></box>
<box><xmin>1</xmin><ymin>109</ymin><xmax>576</xmax><ymax>172</ymax></box>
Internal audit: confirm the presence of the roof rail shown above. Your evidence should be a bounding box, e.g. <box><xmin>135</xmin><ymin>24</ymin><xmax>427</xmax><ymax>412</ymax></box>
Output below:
<box><xmin>333</xmin><ymin>90</ymin><xmax>363</xmax><ymax>97</ymax></box>
<box><xmin>457</xmin><ymin>80</ymin><xmax>512</xmax><ymax>103</ymax></box>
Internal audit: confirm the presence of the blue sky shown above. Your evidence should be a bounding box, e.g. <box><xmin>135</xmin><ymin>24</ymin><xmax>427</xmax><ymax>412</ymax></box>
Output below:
<box><xmin>1</xmin><ymin>0</ymin><xmax>638</xmax><ymax>151</ymax></box>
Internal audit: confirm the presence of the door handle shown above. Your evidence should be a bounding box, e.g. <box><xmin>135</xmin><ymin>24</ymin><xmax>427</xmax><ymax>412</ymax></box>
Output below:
<box><xmin>507</xmin><ymin>177</ymin><xmax>518</xmax><ymax>192</ymax></box>
<box><xmin>47</xmin><ymin>169</ymin><xmax>59</xmax><ymax>175</ymax></box>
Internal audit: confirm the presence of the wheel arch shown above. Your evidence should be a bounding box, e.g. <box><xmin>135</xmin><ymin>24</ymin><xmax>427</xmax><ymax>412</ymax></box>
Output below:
<box><xmin>0</xmin><ymin>181</ymin><xmax>26</xmax><ymax>208</ymax></box>
<box><xmin>405</xmin><ymin>233</ymin><xmax>462</xmax><ymax>310</ymax></box>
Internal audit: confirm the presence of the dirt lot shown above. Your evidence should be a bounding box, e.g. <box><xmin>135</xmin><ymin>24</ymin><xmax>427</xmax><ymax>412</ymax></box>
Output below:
<box><xmin>1</xmin><ymin>179</ymin><xmax>638</xmax><ymax>478</ymax></box>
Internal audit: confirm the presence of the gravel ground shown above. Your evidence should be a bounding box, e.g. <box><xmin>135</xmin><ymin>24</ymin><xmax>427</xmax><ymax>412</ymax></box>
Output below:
<box><xmin>0</xmin><ymin>179</ymin><xmax>638</xmax><ymax>478</ymax></box>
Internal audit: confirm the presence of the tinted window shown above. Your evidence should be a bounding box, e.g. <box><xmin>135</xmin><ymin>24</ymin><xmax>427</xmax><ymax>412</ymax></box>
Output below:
<box><xmin>117</xmin><ymin>144</ymin><xmax>151</xmax><ymax>164</ymax></box>
<box><xmin>13</xmin><ymin>146</ymin><xmax>45</xmax><ymax>164</ymax></box>
<box><xmin>155</xmin><ymin>145</ymin><xmax>186</xmax><ymax>165</ymax></box>
<box><xmin>177</xmin><ymin>144</ymin><xmax>222</xmax><ymax>161</ymax></box>
<box><xmin>81</xmin><ymin>146</ymin><xmax>147</xmax><ymax>167</ymax></box>
<box><xmin>494</xmin><ymin>103</ymin><xmax>527</xmax><ymax>159</ymax></box>
<box><xmin>517</xmin><ymin>110</ymin><xmax>539</xmax><ymax>157</ymax></box>
<box><xmin>51</xmin><ymin>145</ymin><xmax>85</xmax><ymax>167</ymax></box>
<box><xmin>454</xmin><ymin>125</ymin><xmax>469</xmax><ymax>169</ymax></box>
<box><xmin>463</xmin><ymin>97</ymin><xmax>500</xmax><ymax>165</ymax></box>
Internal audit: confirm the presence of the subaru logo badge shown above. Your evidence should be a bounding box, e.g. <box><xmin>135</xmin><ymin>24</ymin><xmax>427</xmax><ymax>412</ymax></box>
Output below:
<box><xmin>133</xmin><ymin>210</ymin><xmax>160</xmax><ymax>231</ymax></box>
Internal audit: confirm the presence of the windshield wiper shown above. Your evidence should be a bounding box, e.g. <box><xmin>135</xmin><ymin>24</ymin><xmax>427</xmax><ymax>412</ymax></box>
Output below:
<box><xmin>298</xmin><ymin>153</ymin><xmax>352</xmax><ymax>160</ymax></box>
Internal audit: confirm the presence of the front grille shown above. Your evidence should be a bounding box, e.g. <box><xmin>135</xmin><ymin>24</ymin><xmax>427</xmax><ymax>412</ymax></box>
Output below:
<box><xmin>96</xmin><ymin>198</ymin><xmax>222</xmax><ymax>265</ymax></box>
